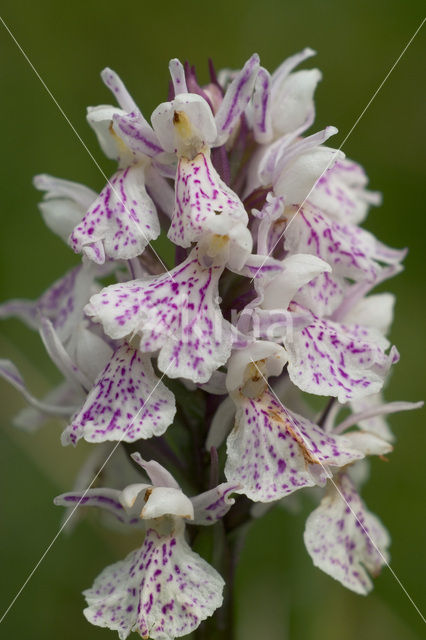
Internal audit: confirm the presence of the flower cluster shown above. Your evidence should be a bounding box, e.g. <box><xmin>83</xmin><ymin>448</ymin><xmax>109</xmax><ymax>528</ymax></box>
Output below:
<box><xmin>1</xmin><ymin>49</ymin><xmax>422</xmax><ymax>638</ymax></box>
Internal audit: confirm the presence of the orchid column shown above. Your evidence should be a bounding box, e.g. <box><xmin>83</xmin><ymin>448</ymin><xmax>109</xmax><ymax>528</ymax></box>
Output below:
<box><xmin>0</xmin><ymin>50</ymin><xmax>421</xmax><ymax>640</ymax></box>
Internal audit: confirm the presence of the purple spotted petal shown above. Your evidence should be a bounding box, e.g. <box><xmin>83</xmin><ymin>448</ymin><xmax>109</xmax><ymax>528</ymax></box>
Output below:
<box><xmin>284</xmin><ymin>204</ymin><xmax>406</xmax><ymax>282</ymax></box>
<box><xmin>191</xmin><ymin>483</ymin><xmax>239</xmax><ymax>525</ymax></box>
<box><xmin>304</xmin><ymin>473</ymin><xmax>390</xmax><ymax>595</ymax></box>
<box><xmin>86</xmin><ymin>248</ymin><xmax>233</xmax><ymax>383</ymax></box>
<box><xmin>309</xmin><ymin>157</ymin><xmax>382</xmax><ymax>225</ymax></box>
<box><xmin>62</xmin><ymin>343</ymin><xmax>176</xmax><ymax>445</ymax></box>
<box><xmin>285</xmin><ymin>303</ymin><xmax>398</xmax><ymax>402</ymax></box>
<box><xmin>169</xmin><ymin>150</ymin><xmax>247</xmax><ymax>248</ymax></box>
<box><xmin>225</xmin><ymin>389</ymin><xmax>363</xmax><ymax>502</ymax></box>
<box><xmin>293</xmin><ymin>271</ymin><xmax>346</xmax><ymax>317</ymax></box>
<box><xmin>70</xmin><ymin>166</ymin><xmax>160</xmax><ymax>264</ymax></box>
<box><xmin>83</xmin><ymin>523</ymin><xmax>224</xmax><ymax>640</ymax></box>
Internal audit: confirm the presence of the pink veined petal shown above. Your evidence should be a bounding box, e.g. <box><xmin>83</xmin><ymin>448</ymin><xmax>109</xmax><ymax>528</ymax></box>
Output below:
<box><xmin>69</xmin><ymin>166</ymin><xmax>160</xmax><ymax>264</ymax></box>
<box><xmin>283</xmin><ymin>204</ymin><xmax>406</xmax><ymax>282</ymax></box>
<box><xmin>224</xmin><ymin>388</ymin><xmax>363</xmax><ymax>503</ymax></box>
<box><xmin>251</xmin><ymin>67</ymin><xmax>273</xmax><ymax>144</ymax></box>
<box><xmin>83</xmin><ymin>523</ymin><xmax>224</xmax><ymax>640</ymax></box>
<box><xmin>284</xmin><ymin>303</ymin><xmax>399</xmax><ymax>403</ymax></box>
<box><xmin>37</xmin><ymin>264</ymin><xmax>99</xmax><ymax>342</ymax></box>
<box><xmin>169</xmin><ymin>149</ymin><xmax>247</xmax><ymax>248</ymax></box>
<box><xmin>215</xmin><ymin>53</ymin><xmax>260</xmax><ymax>145</ymax></box>
<box><xmin>113</xmin><ymin>111</ymin><xmax>164</xmax><ymax>158</ymax></box>
<box><xmin>191</xmin><ymin>483</ymin><xmax>239</xmax><ymax>525</ymax></box>
<box><xmin>86</xmin><ymin>248</ymin><xmax>233</xmax><ymax>383</ymax></box>
<box><xmin>0</xmin><ymin>264</ymin><xmax>98</xmax><ymax>340</ymax></box>
<box><xmin>0</xmin><ymin>298</ymin><xmax>39</xmax><ymax>330</ymax></box>
<box><xmin>304</xmin><ymin>473</ymin><xmax>390</xmax><ymax>595</ymax></box>
<box><xmin>62</xmin><ymin>343</ymin><xmax>176</xmax><ymax>446</ymax></box>
<box><xmin>54</xmin><ymin>488</ymin><xmax>141</xmax><ymax>526</ymax></box>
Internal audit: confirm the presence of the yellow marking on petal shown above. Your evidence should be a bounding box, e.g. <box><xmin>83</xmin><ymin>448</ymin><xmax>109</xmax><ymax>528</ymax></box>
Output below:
<box><xmin>173</xmin><ymin>110</ymin><xmax>193</xmax><ymax>140</ymax></box>
<box><xmin>209</xmin><ymin>234</ymin><xmax>229</xmax><ymax>252</ymax></box>
<box><xmin>268</xmin><ymin>405</ymin><xmax>321</xmax><ymax>466</ymax></box>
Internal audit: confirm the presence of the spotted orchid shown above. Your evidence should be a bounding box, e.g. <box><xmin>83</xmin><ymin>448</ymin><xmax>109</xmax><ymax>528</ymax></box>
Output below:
<box><xmin>1</xmin><ymin>48</ymin><xmax>421</xmax><ymax>640</ymax></box>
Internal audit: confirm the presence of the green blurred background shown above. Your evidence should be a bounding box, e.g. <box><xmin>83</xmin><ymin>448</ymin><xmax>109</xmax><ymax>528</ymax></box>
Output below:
<box><xmin>0</xmin><ymin>1</ymin><xmax>425</xmax><ymax>638</ymax></box>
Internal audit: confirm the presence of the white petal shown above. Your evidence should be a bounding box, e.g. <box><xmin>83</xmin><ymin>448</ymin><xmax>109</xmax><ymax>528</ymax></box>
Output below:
<box><xmin>285</xmin><ymin>304</ymin><xmax>398</xmax><ymax>403</ymax></box>
<box><xmin>62</xmin><ymin>343</ymin><xmax>176</xmax><ymax>445</ymax></box>
<box><xmin>151</xmin><ymin>94</ymin><xmax>217</xmax><ymax>155</ymax></box>
<box><xmin>13</xmin><ymin>380</ymin><xmax>82</xmax><ymax>432</ymax></box>
<box><xmin>39</xmin><ymin>317</ymin><xmax>91</xmax><ymax>391</ymax></box>
<box><xmin>348</xmin><ymin>293</ymin><xmax>395</xmax><ymax>335</ymax></box>
<box><xmin>271</xmin><ymin>68</ymin><xmax>321</xmax><ymax>137</ymax></box>
<box><xmin>86</xmin><ymin>248</ymin><xmax>233</xmax><ymax>383</ymax></box>
<box><xmin>274</xmin><ymin>146</ymin><xmax>341</xmax><ymax>205</ymax></box>
<box><xmin>87</xmin><ymin>104</ymin><xmax>128</xmax><ymax>160</ymax></box>
<box><xmin>83</xmin><ymin>524</ymin><xmax>224</xmax><ymax>640</ymax></box>
<box><xmin>169</xmin><ymin>149</ymin><xmax>248</xmax><ymax>249</ymax></box>
<box><xmin>308</xmin><ymin>157</ymin><xmax>382</xmax><ymax>225</ymax></box>
<box><xmin>283</xmin><ymin>204</ymin><xmax>405</xmax><ymax>282</ymax></box>
<box><xmin>225</xmin><ymin>389</ymin><xmax>363</xmax><ymax>502</ymax></box>
<box><xmin>131</xmin><ymin>453</ymin><xmax>181</xmax><ymax>489</ymax></box>
<box><xmin>205</xmin><ymin>394</ymin><xmax>235</xmax><ymax>450</ymax></box>
<box><xmin>34</xmin><ymin>174</ymin><xmax>97</xmax><ymax>242</ymax></box>
<box><xmin>304</xmin><ymin>473</ymin><xmax>390</xmax><ymax>594</ymax></box>
<box><xmin>342</xmin><ymin>431</ymin><xmax>393</xmax><ymax>456</ymax></box>
<box><xmin>0</xmin><ymin>359</ymin><xmax>79</xmax><ymax>419</ymax></box>
<box><xmin>225</xmin><ymin>340</ymin><xmax>287</xmax><ymax>392</ymax></box>
<box><xmin>142</xmin><ymin>487</ymin><xmax>194</xmax><ymax>520</ymax></box>
<box><xmin>293</xmin><ymin>271</ymin><xmax>346</xmax><ymax>317</ymax></box>
<box><xmin>261</xmin><ymin>254</ymin><xmax>331</xmax><ymax>310</ymax></box>
<box><xmin>69</xmin><ymin>166</ymin><xmax>160</xmax><ymax>264</ymax></box>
